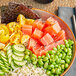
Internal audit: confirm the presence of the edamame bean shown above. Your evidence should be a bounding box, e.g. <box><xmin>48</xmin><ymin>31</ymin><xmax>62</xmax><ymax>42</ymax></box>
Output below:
<box><xmin>65</xmin><ymin>63</ymin><xmax>69</xmax><ymax>68</ymax></box>
<box><xmin>44</xmin><ymin>62</ymin><xmax>48</xmax><ymax>69</ymax></box>
<box><xmin>51</xmin><ymin>68</ymin><xmax>55</xmax><ymax>73</ymax></box>
<box><xmin>46</xmin><ymin>70</ymin><xmax>51</xmax><ymax>75</ymax></box>
<box><xmin>57</xmin><ymin>45</ymin><xmax>60</xmax><ymax>50</ymax></box>
<box><xmin>24</xmin><ymin>55</ymin><xmax>29</xmax><ymax>60</ymax></box>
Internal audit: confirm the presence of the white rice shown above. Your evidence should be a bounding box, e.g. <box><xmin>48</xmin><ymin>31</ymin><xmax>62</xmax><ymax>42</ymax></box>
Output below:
<box><xmin>5</xmin><ymin>64</ymin><xmax>48</xmax><ymax>76</ymax></box>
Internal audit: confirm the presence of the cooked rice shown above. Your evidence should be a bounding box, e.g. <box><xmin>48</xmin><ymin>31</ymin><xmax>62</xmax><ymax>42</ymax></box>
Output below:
<box><xmin>5</xmin><ymin>63</ymin><xmax>48</xmax><ymax>76</ymax></box>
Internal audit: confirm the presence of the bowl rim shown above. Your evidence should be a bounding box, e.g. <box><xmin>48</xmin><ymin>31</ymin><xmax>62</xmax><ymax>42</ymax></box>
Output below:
<box><xmin>32</xmin><ymin>8</ymin><xmax>76</xmax><ymax>76</ymax></box>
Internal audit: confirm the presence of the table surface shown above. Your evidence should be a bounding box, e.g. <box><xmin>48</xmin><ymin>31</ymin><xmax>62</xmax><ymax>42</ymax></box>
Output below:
<box><xmin>0</xmin><ymin>0</ymin><xmax>76</xmax><ymax>15</ymax></box>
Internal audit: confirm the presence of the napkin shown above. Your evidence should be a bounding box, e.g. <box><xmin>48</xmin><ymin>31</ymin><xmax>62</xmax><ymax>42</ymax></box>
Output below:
<box><xmin>58</xmin><ymin>7</ymin><xmax>76</xmax><ymax>76</ymax></box>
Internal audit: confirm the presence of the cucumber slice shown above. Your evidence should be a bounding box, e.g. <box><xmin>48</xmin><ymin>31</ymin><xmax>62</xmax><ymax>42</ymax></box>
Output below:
<box><xmin>0</xmin><ymin>51</ymin><xmax>6</xmax><ymax>58</ymax></box>
<box><xmin>13</xmin><ymin>51</ymin><xmax>24</xmax><ymax>57</ymax></box>
<box><xmin>0</xmin><ymin>60</ymin><xmax>3</xmax><ymax>64</ymax></box>
<box><xmin>2</xmin><ymin>67</ymin><xmax>9</xmax><ymax>73</ymax></box>
<box><xmin>8</xmin><ymin>57</ymin><xmax>12</xmax><ymax>64</ymax></box>
<box><xmin>0</xmin><ymin>63</ymin><xmax>9</xmax><ymax>73</ymax></box>
<box><xmin>7</xmin><ymin>45</ymin><xmax>11</xmax><ymax>50</ymax></box>
<box><xmin>4</xmin><ymin>62</ymin><xmax>10</xmax><ymax>70</ymax></box>
<box><xmin>11</xmin><ymin>62</ymin><xmax>16</xmax><ymax>70</ymax></box>
<box><xmin>12</xmin><ymin>54</ymin><xmax>23</xmax><ymax>61</ymax></box>
<box><xmin>7</xmin><ymin>53</ymin><xmax>12</xmax><ymax>58</ymax></box>
<box><xmin>14</xmin><ymin>60</ymin><xmax>26</xmax><ymax>66</ymax></box>
<box><xmin>0</xmin><ymin>70</ymin><xmax>5</xmax><ymax>75</ymax></box>
<box><xmin>12</xmin><ymin>44</ymin><xmax>25</xmax><ymax>52</ymax></box>
<box><xmin>7</xmin><ymin>49</ymin><xmax>12</xmax><ymax>55</ymax></box>
<box><xmin>1</xmin><ymin>56</ymin><xmax>7</xmax><ymax>62</ymax></box>
<box><xmin>3</xmin><ymin>43</ymin><xmax>11</xmax><ymax>51</ymax></box>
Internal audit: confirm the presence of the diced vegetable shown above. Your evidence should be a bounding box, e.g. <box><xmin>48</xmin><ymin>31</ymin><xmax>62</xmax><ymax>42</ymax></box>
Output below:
<box><xmin>44</xmin><ymin>23</ymin><xmax>61</xmax><ymax>36</ymax></box>
<box><xmin>32</xmin><ymin>28</ymin><xmax>43</xmax><ymax>40</ymax></box>
<box><xmin>22</xmin><ymin>25</ymin><xmax>32</xmax><ymax>36</ymax></box>
<box><xmin>40</xmin><ymin>33</ymin><xmax>54</xmax><ymax>46</ymax></box>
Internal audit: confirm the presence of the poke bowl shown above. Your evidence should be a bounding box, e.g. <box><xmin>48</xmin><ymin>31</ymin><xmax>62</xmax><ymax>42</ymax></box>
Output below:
<box><xmin>0</xmin><ymin>2</ymin><xmax>75</xmax><ymax>76</ymax></box>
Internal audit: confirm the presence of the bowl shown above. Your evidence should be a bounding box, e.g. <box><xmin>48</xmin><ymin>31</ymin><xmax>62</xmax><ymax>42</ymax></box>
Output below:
<box><xmin>32</xmin><ymin>8</ymin><xmax>76</xmax><ymax>76</ymax></box>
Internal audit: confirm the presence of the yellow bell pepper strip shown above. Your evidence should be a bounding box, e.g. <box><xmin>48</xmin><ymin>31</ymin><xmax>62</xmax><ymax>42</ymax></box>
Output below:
<box><xmin>21</xmin><ymin>35</ymin><xmax>30</xmax><ymax>46</ymax></box>
<box><xmin>17</xmin><ymin>14</ymin><xmax>26</xmax><ymax>26</ymax></box>
<box><xmin>0</xmin><ymin>25</ymin><xmax>9</xmax><ymax>43</ymax></box>
<box><xmin>7</xmin><ymin>22</ymin><xmax>21</xmax><ymax>33</ymax></box>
